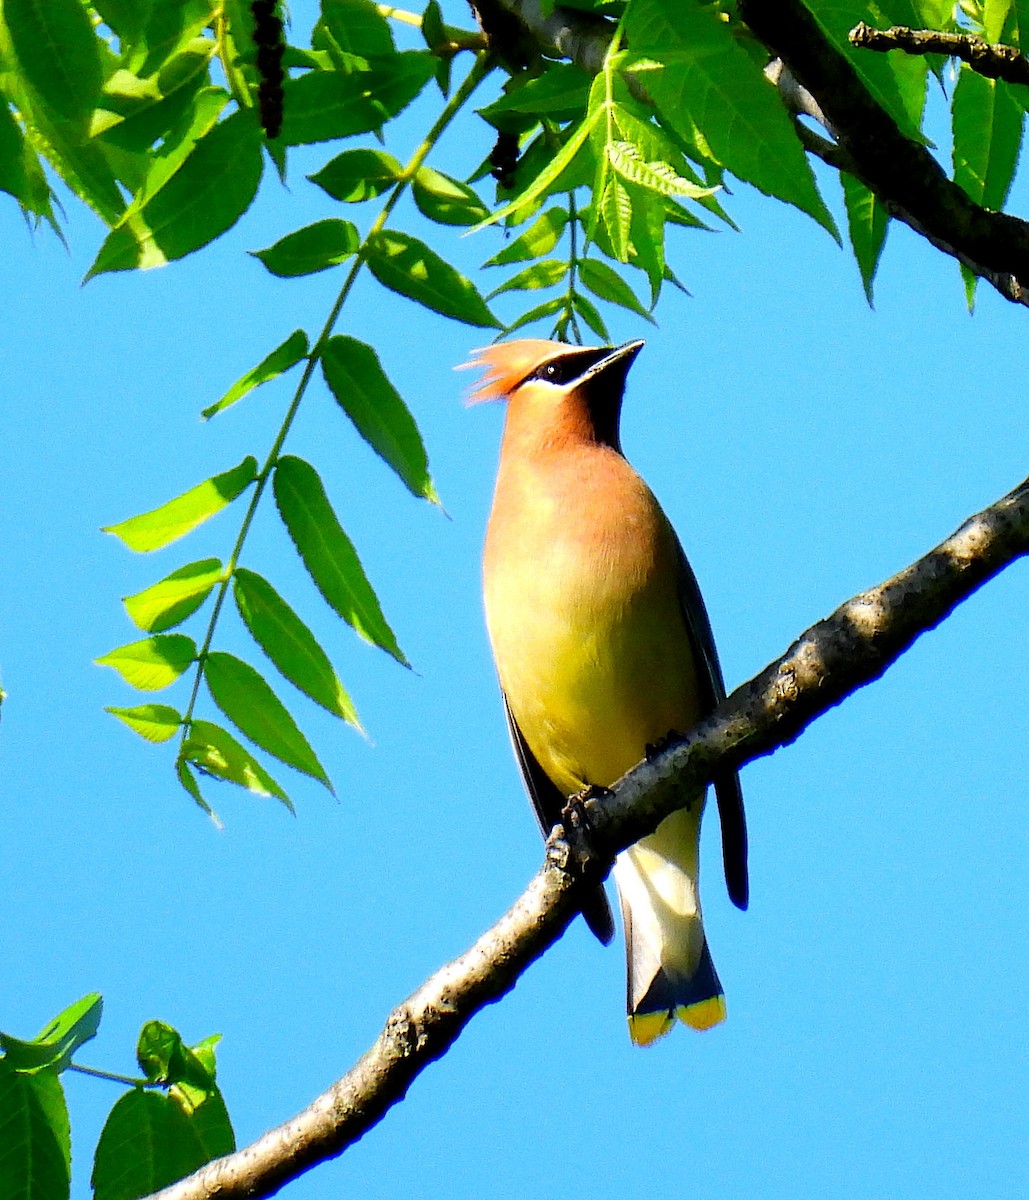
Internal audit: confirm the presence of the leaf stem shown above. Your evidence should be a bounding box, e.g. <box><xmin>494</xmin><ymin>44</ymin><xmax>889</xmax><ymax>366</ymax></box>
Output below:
<box><xmin>178</xmin><ymin>52</ymin><xmax>493</xmax><ymax>757</ymax></box>
<box><xmin>67</xmin><ymin>1062</ymin><xmax>152</xmax><ymax>1088</ymax></box>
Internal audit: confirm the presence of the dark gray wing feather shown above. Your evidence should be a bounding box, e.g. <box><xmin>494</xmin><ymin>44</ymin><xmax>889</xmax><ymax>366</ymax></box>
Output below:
<box><xmin>501</xmin><ymin>693</ymin><xmax>616</xmax><ymax>944</ymax></box>
<box><xmin>674</xmin><ymin>543</ymin><xmax>749</xmax><ymax>911</ymax></box>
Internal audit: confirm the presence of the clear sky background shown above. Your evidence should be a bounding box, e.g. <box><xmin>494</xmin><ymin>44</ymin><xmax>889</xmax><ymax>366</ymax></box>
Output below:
<box><xmin>1</xmin><ymin>6</ymin><xmax>1026</xmax><ymax>1198</ymax></box>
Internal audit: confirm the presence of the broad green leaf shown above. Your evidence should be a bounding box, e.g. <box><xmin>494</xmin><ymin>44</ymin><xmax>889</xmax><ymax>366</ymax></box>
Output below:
<box><xmin>4</xmin><ymin>0</ymin><xmax>101</xmax><ymax>130</ymax></box>
<box><xmin>625</xmin><ymin>0</ymin><xmax>836</xmax><ymax>236</ymax></box>
<box><xmin>480</xmin><ymin>62</ymin><xmax>591</xmax><ymax>117</ymax></box>
<box><xmin>273</xmin><ymin>455</ymin><xmax>408</xmax><ymax>664</ymax></box>
<box><xmin>181</xmin><ymin>718</ymin><xmax>291</xmax><ymax>807</ymax></box>
<box><xmin>111</xmin><ymin>87</ymin><xmax>229</xmax><ymax>219</ymax></box>
<box><xmin>203</xmin><ymin>330</ymin><xmax>310</xmax><ymax>419</ymax></box>
<box><xmin>123</xmin><ymin>559</ymin><xmax>225</xmax><ymax>632</ymax></box>
<box><xmin>87</xmin><ymin>110</ymin><xmax>263</xmax><ymax>276</ymax></box>
<box><xmin>506</xmin><ymin>296</ymin><xmax>566</xmax><ymax>333</ymax></box>
<box><xmin>250</xmin><ymin>218</ymin><xmax>359</xmax><ymax>276</ymax></box>
<box><xmin>0</xmin><ymin>995</ymin><xmax>103</xmax><ymax>1074</ymax></box>
<box><xmin>412</xmin><ymin>166</ymin><xmax>490</xmax><ymax>226</ymax></box>
<box><xmin>483</xmin><ymin>207</ymin><xmax>568</xmax><ymax>266</ymax></box>
<box><xmin>578</xmin><ymin>258</ymin><xmax>656</xmax><ymax>322</ymax></box>
<box><xmin>840</xmin><ymin>172</ymin><xmax>889</xmax><ymax>304</ymax></box>
<box><xmin>103</xmin><ymin>456</ymin><xmax>257</xmax><ymax>551</ymax></box>
<box><xmin>952</xmin><ymin>66</ymin><xmax>1023</xmax><ymax>212</ymax></box>
<box><xmin>92</xmin><ymin>0</ymin><xmax>149</xmax><ymax>49</ymax></box>
<box><xmin>204</xmin><ymin>651</ymin><xmax>332</xmax><ymax>789</ymax></box>
<box><xmin>0</xmin><ymin>1065</ymin><xmax>69</xmax><ymax>1200</ymax></box>
<box><xmin>139</xmin><ymin>1</ymin><xmax>217</xmax><ymax>77</ymax></box>
<box><xmin>984</xmin><ymin>0</ymin><xmax>1014</xmax><ymax>41</ymax></box>
<box><xmin>233</xmin><ymin>568</ymin><xmax>360</xmax><ymax>725</ymax></box>
<box><xmin>571</xmin><ymin>291</ymin><xmax>610</xmax><ymax>341</ymax></box>
<box><xmin>365</xmin><ymin>52</ymin><xmax>435</xmax><ymax>120</ymax></box>
<box><xmin>308</xmin><ymin>147</ymin><xmax>403</xmax><ymax>201</ymax></box>
<box><xmin>91</xmin><ymin>1086</ymin><xmax>233</xmax><ymax>1200</ymax></box>
<box><xmin>488</xmin><ymin>259</ymin><xmax>567</xmax><ymax>297</ymax></box>
<box><xmin>321</xmin><ymin>336</ymin><xmax>437</xmax><ymax>501</ymax></box>
<box><xmin>320</xmin><ymin>0</ymin><xmax>395</xmax><ymax>56</ymax></box>
<box><xmin>96</xmin><ymin>635</ymin><xmax>196</xmax><ymax>691</ymax></box>
<box><xmin>365</xmin><ymin>230</ymin><xmax>501</xmax><ymax>328</ymax></box>
<box><xmin>107</xmin><ymin>703</ymin><xmax>183</xmax><ymax>744</ymax></box>
<box><xmin>278</xmin><ymin>71</ymin><xmax>384</xmax><ymax>143</ymax></box>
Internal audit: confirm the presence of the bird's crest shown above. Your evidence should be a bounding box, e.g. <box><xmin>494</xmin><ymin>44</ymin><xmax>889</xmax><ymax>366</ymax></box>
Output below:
<box><xmin>459</xmin><ymin>339</ymin><xmax>570</xmax><ymax>405</ymax></box>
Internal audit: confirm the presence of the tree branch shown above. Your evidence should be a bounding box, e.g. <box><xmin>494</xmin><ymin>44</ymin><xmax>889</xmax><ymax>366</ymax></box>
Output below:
<box><xmin>738</xmin><ymin>0</ymin><xmax>1029</xmax><ymax>297</ymax></box>
<box><xmin>850</xmin><ymin>22</ymin><xmax>1029</xmax><ymax>86</ymax></box>
<box><xmin>149</xmin><ymin>471</ymin><xmax>1029</xmax><ymax>1200</ymax></box>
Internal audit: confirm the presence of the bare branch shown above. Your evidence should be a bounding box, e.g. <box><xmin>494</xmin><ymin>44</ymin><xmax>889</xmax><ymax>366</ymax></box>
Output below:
<box><xmin>149</xmin><ymin>471</ymin><xmax>1029</xmax><ymax>1200</ymax></box>
<box><xmin>850</xmin><ymin>22</ymin><xmax>1029</xmax><ymax>86</ymax></box>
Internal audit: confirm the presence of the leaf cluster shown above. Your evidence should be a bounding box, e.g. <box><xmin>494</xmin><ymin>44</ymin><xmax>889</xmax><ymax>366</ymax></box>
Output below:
<box><xmin>0</xmin><ymin>997</ymin><xmax>232</xmax><ymax>1200</ymax></box>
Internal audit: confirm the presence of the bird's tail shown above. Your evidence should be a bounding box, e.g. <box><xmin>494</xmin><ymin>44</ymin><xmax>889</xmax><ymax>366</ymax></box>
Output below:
<box><xmin>612</xmin><ymin>804</ymin><xmax>725</xmax><ymax>1046</ymax></box>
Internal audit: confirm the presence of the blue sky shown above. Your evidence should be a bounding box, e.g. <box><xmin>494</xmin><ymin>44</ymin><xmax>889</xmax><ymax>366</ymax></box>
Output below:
<box><xmin>1</xmin><ymin>9</ymin><xmax>1026</xmax><ymax>1198</ymax></box>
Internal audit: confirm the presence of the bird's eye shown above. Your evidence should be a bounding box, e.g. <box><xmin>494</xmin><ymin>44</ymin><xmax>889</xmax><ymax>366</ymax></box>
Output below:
<box><xmin>532</xmin><ymin>358</ymin><xmax>583</xmax><ymax>386</ymax></box>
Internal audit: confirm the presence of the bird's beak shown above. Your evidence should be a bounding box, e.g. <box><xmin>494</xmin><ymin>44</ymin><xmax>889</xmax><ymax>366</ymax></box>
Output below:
<box><xmin>578</xmin><ymin>339</ymin><xmax>645</xmax><ymax>387</ymax></box>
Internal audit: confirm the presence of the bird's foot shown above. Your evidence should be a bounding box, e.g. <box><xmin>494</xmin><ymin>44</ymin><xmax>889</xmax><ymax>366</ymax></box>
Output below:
<box><xmin>563</xmin><ymin>783</ymin><xmax>612</xmax><ymax>835</ymax></box>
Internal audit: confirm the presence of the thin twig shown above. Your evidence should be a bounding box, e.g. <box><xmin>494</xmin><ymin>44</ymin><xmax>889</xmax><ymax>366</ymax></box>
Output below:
<box><xmin>850</xmin><ymin>23</ymin><xmax>1029</xmax><ymax>87</ymax></box>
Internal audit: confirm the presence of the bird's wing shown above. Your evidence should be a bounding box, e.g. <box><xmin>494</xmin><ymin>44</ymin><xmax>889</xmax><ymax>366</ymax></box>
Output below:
<box><xmin>501</xmin><ymin>692</ymin><xmax>616</xmax><ymax>944</ymax></box>
<box><xmin>674</xmin><ymin>542</ymin><xmax>750</xmax><ymax>911</ymax></box>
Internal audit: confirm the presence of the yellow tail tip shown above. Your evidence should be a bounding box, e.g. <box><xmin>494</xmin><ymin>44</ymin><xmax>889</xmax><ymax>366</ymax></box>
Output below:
<box><xmin>628</xmin><ymin>995</ymin><xmax>726</xmax><ymax>1045</ymax></box>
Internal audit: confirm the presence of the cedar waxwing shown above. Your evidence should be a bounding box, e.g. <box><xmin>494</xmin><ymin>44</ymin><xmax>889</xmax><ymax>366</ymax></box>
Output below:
<box><xmin>468</xmin><ymin>338</ymin><xmax>747</xmax><ymax>1045</ymax></box>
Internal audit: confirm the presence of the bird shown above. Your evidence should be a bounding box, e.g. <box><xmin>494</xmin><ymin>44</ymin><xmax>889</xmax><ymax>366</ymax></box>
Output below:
<box><xmin>466</xmin><ymin>337</ymin><xmax>747</xmax><ymax>1045</ymax></box>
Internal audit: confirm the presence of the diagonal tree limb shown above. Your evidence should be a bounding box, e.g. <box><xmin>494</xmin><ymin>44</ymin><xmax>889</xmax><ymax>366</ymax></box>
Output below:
<box><xmin>149</xmin><ymin>471</ymin><xmax>1029</xmax><ymax>1200</ymax></box>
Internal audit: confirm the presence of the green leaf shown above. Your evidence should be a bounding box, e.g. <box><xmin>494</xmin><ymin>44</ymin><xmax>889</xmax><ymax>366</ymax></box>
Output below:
<box><xmin>103</xmin><ymin>456</ymin><xmax>258</xmax><ymax>552</ymax></box>
<box><xmin>273</xmin><ymin>456</ymin><xmax>408</xmax><ymax>664</ymax></box>
<box><xmin>625</xmin><ymin>0</ymin><xmax>836</xmax><ymax>236</ymax></box>
<box><xmin>365</xmin><ymin>230</ymin><xmax>501</xmax><ymax>327</ymax></box>
<box><xmin>86</xmin><ymin>110</ymin><xmax>263</xmax><ymax>276</ymax></box>
<box><xmin>249</xmin><ymin>218</ymin><xmax>359</xmax><ymax>277</ymax></box>
<box><xmin>321</xmin><ymin>336</ymin><xmax>437</xmax><ymax>501</ymax></box>
<box><xmin>480</xmin><ymin>62</ymin><xmax>591</xmax><ymax>117</ymax></box>
<box><xmin>175</xmin><ymin>758</ymin><xmax>216</xmax><ymax>820</ymax></box>
<box><xmin>136</xmin><ymin>1022</ymin><xmax>213</xmax><ymax>1089</ymax></box>
<box><xmin>505</xmin><ymin>296</ymin><xmax>566</xmax><ymax>333</ymax></box>
<box><xmin>0</xmin><ymin>995</ymin><xmax>103</xmax><ymax>1074</ymax></box>
<box><xmin>181</xmin><ymin>718</ymin><xmax>292</xmax><ymax>807</ymax></box>
<box><xmin>571</xmin><ymin>291</ymin><xmax>610</xmax><ymax>341</ymax></box>
<box><xmin>107</xmin><ymin>704</ymin><xmax>183</xmax><ymax>744</ymax></box>
<box><xmin>952</xmin><ymin>65</ymin><xmax>1024</xmax><ymax>212</ymax></box>
<box><xmin>204</xmin><ymin>652</ymin><xmax>332</xmax><ymax>789</ymax></box>
<box><xmin>111</xmin><ymin>87</ymin><xmax>229</xmax><ymax>219</ymax></box>
<box><xmin>840</xmin><ymin>172</ymin><xmax>889</xmax><ymax>304</ymax></box>
<box><xmin>4</xmin><ymin>0</ymin><xmax>101</xmax><ymax>131</ymax></box>
<box><xmin>578</xmin><ymin>258</ymin><xmax>656</xmax><ymax>322</ymax></box>
<box><xmin>412</xmin><ymin>166</ymin><xmax>490</xmax><ymax>226</ymax></box>
<box><xmin>203</xmin><ymin>330</ymin><xmax>310</xmax><ymax>419</ymax></box>
<box><xmin>320</xmin><ymin>0</ymin><xmax>395</xmax><ymax>56</ymax></box>
<box><xmin>607</xmin><ymin>140</ymin><xmax>713</xmax><ymax>199</ymax></box>
<box><xmin>0</xmin><ymin>98</ymin><xmax>53</xmax><ymax>217</ymax></box>
<box><xmin>0</xmin><ymin>1065</ymin><xmax>70</xmax><ymax>1200</ymax></box>
<box><xmin>483</xmin><ymin>207</ymin><xmax>568</xmax><ymax>266</ymax></box>
<box><xmin>594</xmin><ymin>172</ymin><xmax>633</xmax><ymax>261</ymax></box>
<box><xmin>96</xmin><ymin>635</ymin><xmax>197</xmax><ymax>691</ymax></box>
<box><xmin>308</xmin><ymin>147</ymin><xmax>403</xmax><ymax>201</ymax></box>
<box><xmin>487</xmin><ymin>259</ymin><xmax>568</xmax><ymax>297</ymax></box>
<box><xmin>91</xmin><ymin>1086</ymin><xmax>233</xmax><ymax>1200</ymax></box>
<box><xmin>123</xmin><ymin>559</ymin><xmax>225</xmax><ymax>632</ymax></box>
<box><xmin>233</xmin><ymin>568</ymin><xmax>360</xmax><ymax>725</ymax></box>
